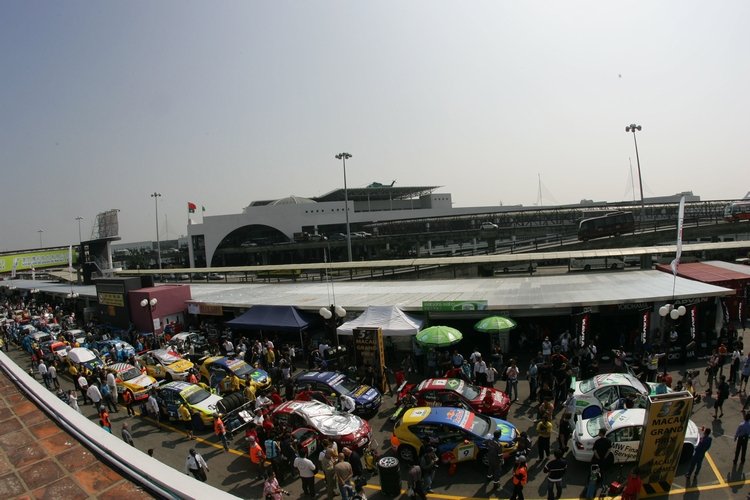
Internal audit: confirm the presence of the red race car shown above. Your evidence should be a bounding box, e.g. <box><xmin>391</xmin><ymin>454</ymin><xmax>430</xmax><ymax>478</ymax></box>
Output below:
<box><xmin>398</xmin><ymin>378</ymin><xmax>511</xmax><ymax>419</ymax></box>
<box><xmin>271</xmin><ymin>400</ymin><xmax>372</xmax><ymax>452</ymax></box>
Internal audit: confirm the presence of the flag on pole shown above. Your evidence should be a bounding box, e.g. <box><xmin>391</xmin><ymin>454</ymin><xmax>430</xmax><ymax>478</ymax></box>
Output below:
<box><xmin>670</xmin><ymin>196</ymin><xmax>686</xmax><ymax>276</ymax></box>
<box><xmin>68</xmin><ymin>245</ymin><xmax>74</xmax><ymax>272</ymax></box>
<box><xmin>188</xmin><ymin>202</ymin><xmax>197</xmax><ymax>213</ymax></box>
<box><xmin>11</xmin><ymin>258</ymin><xmax>17</xmax><ymax>278</ymax></box>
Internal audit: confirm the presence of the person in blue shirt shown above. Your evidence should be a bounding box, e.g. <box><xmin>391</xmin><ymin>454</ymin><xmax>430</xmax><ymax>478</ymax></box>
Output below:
<box><xmin>685</xmin><ymin>427</ymin><xmax>712</xmax><ymax>481</ymax></box>
<box><xmin>734</xmin><ymin>413</ymin><xmax>750</xmax><ymax>465</ymax></box>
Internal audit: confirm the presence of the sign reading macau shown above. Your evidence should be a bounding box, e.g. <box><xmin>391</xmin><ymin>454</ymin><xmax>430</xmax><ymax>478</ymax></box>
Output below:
<box><xmin>352</xmin><ymin>327</ymin><xmax>386</xmax><ymax>393</ymax></box>
<box><xmin>0</xmin><ymin>248</ymin><xmax>76</xmax><ymax>273</ymax></box>
<box><xmin>637</xmin><ymin>391</ymin><xmax>694</xmax><ymax>496</ymax></box>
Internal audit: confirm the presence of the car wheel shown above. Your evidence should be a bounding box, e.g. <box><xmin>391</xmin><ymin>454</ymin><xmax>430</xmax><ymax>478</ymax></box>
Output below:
<box><xmin>680</xmin><ymin>443</ymin><xmax>694</xmax><ymax>463</ymax></box>
<box><xmin>397</xmin><ymin>445</ymin><xmax>417</xmax><ymax>463</ymax></box>
<box><xmin>191</xmin><ymin>412</ymin><xmax>206</xmax><ymax>432</ymax></box>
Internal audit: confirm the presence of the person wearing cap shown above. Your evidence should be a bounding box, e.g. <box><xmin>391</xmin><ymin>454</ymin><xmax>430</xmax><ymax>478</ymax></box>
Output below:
<box><xmin>214</xmin><ymin>413</ymin><xmax>229</xmax><ymax>452</ymax></box>
<box><xmin>510</xmin><ymin>455</ymin><xmax>528</xmax><ymax>500</ymax></box>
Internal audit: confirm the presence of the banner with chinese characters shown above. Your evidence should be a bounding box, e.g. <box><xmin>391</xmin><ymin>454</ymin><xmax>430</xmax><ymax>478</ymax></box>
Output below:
<box><xmin>353</xmin><ymin>327</ymin><xmax>386</xmax><ymax>393</ymax></box>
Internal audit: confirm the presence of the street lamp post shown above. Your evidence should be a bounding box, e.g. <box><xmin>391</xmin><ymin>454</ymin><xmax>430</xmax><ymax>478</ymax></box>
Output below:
<box><xmin>150</xmin><ymin>193</ymin><xmax>162</xmax><ymax>270</ymax></box>
<box><xmin>319</xmin><ymin>304</ymin><xmax>346</xmax><ymax>352</ymax></box>
<box><xmin>37</xmin><ymin>229</ymin><xmax>44</xmax><ymax>248</ymax></box>
<box><xmin>140</xmin><ymin>297</ymin><xmax>159</xmax><ymax>334</ymax></box>
<box><xmin>75</xmin><ymin>217</ymin><xmax>83</xmax><ymax>284</ymax></box>
<box><xmin>335</xmin><ymin>153</ymin><xmax>353</xmax><ymax>262</ymax></box>
<box><xmin>625</xmin><ymin>124</ymin><xmax>645</xmax><ymax>224</ymax></box>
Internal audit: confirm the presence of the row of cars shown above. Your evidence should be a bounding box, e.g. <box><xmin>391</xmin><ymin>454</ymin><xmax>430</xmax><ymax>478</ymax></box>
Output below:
<box><xmin>386</xmin><ymin>371</ymin><xmax>700</xmax><ymax>468</ymax></box>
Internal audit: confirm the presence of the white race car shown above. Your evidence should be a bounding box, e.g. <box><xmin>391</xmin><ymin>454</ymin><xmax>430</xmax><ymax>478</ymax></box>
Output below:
<box><xmin>571</xmin><ymin>408</ymin><xmax>699</xmax><ymax>464</ymax></box>
<box><xmin>572</xmin><ymin>373</ymin><xmax>670</xmax><ymax>420</ymax></box>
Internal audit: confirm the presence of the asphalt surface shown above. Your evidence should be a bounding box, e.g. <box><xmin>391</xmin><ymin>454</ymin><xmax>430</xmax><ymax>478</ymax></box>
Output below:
<box><xmin>8</xmin><ymin>340</ymin><xmax>750</xmax><ymax>500</ymax></box>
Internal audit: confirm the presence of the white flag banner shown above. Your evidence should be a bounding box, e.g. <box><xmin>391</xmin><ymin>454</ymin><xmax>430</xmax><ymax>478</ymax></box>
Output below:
<box><xmin>11</xmin><ymin>258</ymin><xmax>17</xmax><ymax>278</ymax></box>
<box><xmin>68</xmin><ymin>245</ymin><xmax>74</xmax><ymax>272</ymax></box>
<box><xmin>670</xmin><ymin>196</ymin><xmax>686</xmax><ymax>276</ymax></box>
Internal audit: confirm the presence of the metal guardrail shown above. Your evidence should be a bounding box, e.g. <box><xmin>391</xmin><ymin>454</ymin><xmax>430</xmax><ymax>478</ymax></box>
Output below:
<box><xmin>0</xmin><ymin>351</ymin><xmax>240</xmax><ymax>500</ymax></box>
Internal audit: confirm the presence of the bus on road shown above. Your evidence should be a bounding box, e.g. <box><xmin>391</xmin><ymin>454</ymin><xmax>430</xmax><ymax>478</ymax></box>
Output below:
<box><xmin>577</xmin><ymin>211</ymin><xmax>635</xmax><ymax>241</ymax></box>
<box><xmin>724</xmin><ymin>199</ymin><xmax>750</xmax><ymax>222</ymax></box>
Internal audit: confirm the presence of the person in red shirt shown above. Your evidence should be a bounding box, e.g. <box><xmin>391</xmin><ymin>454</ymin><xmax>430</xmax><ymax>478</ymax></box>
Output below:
<box><xmin>269</xmin><ymin>387</ymin><xmax>283</xmax><ymax>406</ymax></box>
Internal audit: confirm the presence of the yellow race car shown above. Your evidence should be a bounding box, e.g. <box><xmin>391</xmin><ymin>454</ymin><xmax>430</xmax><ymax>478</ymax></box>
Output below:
<box><xmin>199</xmin><ymin>356</ymin><xmax>271</xmax><ymax>394</ymax></box>
<box><xmin>108</xmin><ymin>362</ymin><xmax>157</xmax><ymax>403</ymax></box>
<box><xmin>138</xmin><ymin>348</ymin><xmax>194</xmax><ymax>381</ymax></box>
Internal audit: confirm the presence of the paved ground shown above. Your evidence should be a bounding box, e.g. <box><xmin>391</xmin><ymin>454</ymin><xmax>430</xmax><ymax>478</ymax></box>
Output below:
<box><xmin>0</xmin><ymin>366</ymin><xmax>155</xmax><ymax>499</ymax></box>
<box><xmin>5</xmin><ymin>338</ymin><xmax>750</xmax><ymax>499</ymax></box>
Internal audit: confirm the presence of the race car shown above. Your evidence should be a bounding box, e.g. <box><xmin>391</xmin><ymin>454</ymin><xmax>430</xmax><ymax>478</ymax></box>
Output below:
<box><xmin>108</xmin><ymin>362</ymin><xmax>157</xmax><ymax>403</ymax></box>
<box><xmin>571</xmin><ymin>408</ymin><xmax>699</xmax><ymax>464</ymax></box>
<box><xmin>293</xmin><ymin>371</ymin><xmax>382</xmax><ymax>417</ymax></box>
<box><xmin>66</xmin><ymin>347</ymin><xmax>105</xmax><ymax>376</ymax></box>
<box><xmin>94</xmin><ymin>339</ymin><xmax>137</xmax><ymax>363</ymax></box>
<box><xmin>572</xmin><ymin>373</ymin><xmax>670</xmax><ymax>420</ymax></box>
<box><xmin>40</xmin><ymin>340</ymin><xmax>70</xmax><ymax>364</ymax></box>
<box><xmin>138</xmin><ymin>349</ymin><xmax>194</xmax><ymax>381</ymax></box>
<box><xmin>152</xmin><ymin>381</ymin><xmax>224</xmax><ymax>430</ymax></box>
<box><xmin>272</xmin><ymin>399</ymin><xmax>372</xmax><ymax>452</ymax></box>
<box><xmin>398</xmin><ymin>378</ymin><xmax>511</xmax><ymax>418</ymax></box>
<box><xmin>392</xmin><ymin>406</ymin><xmax>518</xmax><ymax>464</ymax></box>
<box><xmin>199</xmin><ymin>356</ymin><xmax>271</xmax><ymax>393</ymax></box>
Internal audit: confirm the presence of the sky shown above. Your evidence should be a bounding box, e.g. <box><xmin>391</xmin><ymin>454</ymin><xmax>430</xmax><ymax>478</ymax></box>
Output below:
<box><xmin>1</xmin><ymin>1</ymin><xmax>749</xmax><ymax>251</ymax></box>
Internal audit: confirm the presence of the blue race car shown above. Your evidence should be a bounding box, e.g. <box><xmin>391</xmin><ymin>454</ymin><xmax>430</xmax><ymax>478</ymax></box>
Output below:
<box><xmin>293</xmin><ymin>371</ymin><xmax>382</xmax><ymax>417</ymax></box>
<box><xmin>94</xmin><ymin>339</ymin><xmax>137</xmax><ymax>362</ymax></box>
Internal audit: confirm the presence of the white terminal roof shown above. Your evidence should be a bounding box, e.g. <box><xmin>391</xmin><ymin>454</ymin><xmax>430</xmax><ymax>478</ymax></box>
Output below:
<box><xmin>181</xmin><ymin>270</ymin><xmax>733</xmax><ymax>313</ymax></box>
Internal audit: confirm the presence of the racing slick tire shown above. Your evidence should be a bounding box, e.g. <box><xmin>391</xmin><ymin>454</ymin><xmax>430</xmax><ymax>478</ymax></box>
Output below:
<box><xmin>397</xmin><ymin>445</ymin><xmax>417</xmax><ymax>463</ymax></box>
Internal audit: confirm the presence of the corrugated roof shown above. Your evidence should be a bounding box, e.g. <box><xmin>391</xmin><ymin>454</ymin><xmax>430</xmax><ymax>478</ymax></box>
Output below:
<box><xmin>656</xmin><ymin>261</ymin><xmax>750</xmax><ymax>284</ymax></box>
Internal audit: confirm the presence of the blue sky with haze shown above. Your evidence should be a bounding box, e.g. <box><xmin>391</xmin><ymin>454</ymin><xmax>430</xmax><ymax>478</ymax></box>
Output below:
<box><xmin>1</xmin><ymin>1</ymin><xmax>748</xmax><ymax>250</ymax></box>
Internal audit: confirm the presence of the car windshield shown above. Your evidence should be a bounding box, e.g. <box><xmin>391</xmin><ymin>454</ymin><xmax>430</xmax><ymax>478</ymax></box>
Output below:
<box><xmin>332</xmin><ymin>376</ymin><xmax>361</xmax><ymax>395</ymax></box>
<box><xmin>579</xmin><ymin>378</ymin><xmax>597</xmax><ymax>393</ymax></box>
<box><xmin>457</xmin><ymin>381</ymin><xmax>481</xmax><ymax>400</ymax></box>
<box><xmin>227</xmin><ymin>360</ymin><xmax>253</xmax><ymax>377</ymax></box>
<box><xmin>585</xmin><ymin>414</ymin><xmax>608</xmax><ymax>436</ymax></box>
<box><xmin>120</xmin><ymin>367</ymin><xmax>142</xmax><ymax>381</ymax></box>
<box><xmin>184</xmin><ymin>387</ymin><xmax>211</xmax><ymax>405</ymax></box>
<box><xmin>466</xmin><ymin>412</ymin><xmax>491</xmax><ymax>436</ymax></box>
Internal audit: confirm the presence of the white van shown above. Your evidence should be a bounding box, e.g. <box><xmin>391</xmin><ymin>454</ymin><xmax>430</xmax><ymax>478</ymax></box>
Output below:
<box><xmin>570</xmin><ymin>258</ymin><xmax>625</xmax><ymax>271</ymax></box>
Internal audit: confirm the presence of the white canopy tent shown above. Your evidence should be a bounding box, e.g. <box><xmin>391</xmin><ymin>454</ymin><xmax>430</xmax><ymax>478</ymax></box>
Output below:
<box><xmin>336</xmin><ymin>306</ymin><xmax>424</xmax><ymax>337</ymax></box>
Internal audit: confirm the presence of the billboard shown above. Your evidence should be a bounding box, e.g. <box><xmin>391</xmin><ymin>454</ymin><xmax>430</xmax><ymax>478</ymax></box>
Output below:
<box><xmin>637</xmin><ymin>391</ymin><xmax>694</xmax><ymax>495</ymax></box>
<box><xmin>422</xmin><ymin>300</ymin><xmax>488</xmax><ymax>312</ymax></box>
<box><xmin>352</xmin><ymin>327</ymin><xmax>387</xmax><ymax>393</ymax></box>
<box><xmin>0</xmin><ymin>249</ymin><xmax>77</xmax><ymax>273</ymax></box>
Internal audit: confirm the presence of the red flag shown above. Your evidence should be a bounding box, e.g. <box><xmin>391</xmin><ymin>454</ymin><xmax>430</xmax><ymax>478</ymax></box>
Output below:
<box><xmin>187</xmin><ymin>202</ymin><xmax>197</xmax><ymax>213</ymax></box>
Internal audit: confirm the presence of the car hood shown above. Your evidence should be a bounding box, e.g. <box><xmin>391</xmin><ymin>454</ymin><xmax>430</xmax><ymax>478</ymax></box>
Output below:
<box><xmin>351</xmin><ymin>386</ymin><xmax>379</xmax><ymax>403</ymax></box>
<box><xmin>309</xmin><ymin>413</ymin><xmax>365</xmax><ymax>436</ymax></box>
<box><xmin>167</xmin><ymin>359</ymin><xmax>193</xmax><ymax>372</ymax></box>
<box><xmin>127</xmin><ymin>373</ymin><xmax>156</xmax><ymax>389</ymax></box>
<box><xmin>192</xmin><ymin>393</ymin><xmax>223</xmax><ymax>415</ymax></box>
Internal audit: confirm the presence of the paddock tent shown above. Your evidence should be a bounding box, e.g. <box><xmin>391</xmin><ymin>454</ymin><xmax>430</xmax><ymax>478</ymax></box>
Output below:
<box><xmin>225</xmin><ymin>305</ymin><xmax>312</xmax><ymax>332</ymax></box>
<box><xmin>336</xmin><ymin>306</ymin><xmax>424</xmax><ymax>337</ymax></box>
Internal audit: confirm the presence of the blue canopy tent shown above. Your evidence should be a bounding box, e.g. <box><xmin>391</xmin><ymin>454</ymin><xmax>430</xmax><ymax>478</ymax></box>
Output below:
<box><xmin>225</xmin><ymin>305</ymin><xmax>314</xmax><ymax>346</ymax></box>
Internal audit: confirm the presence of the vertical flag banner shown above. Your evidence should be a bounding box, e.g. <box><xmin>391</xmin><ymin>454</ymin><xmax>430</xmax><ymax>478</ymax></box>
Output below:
<box><xmin>68</xmin><ymin>245</ymin><xmax>74</xmax><ymax>272</ymax></box>
<box><xmin>670</xmin><ymin>196</ymin><xmax>686</xmax><ymax>275</ymax></box>
<box><xmin>11</xmin><ymin>258</ymin><xmax>18</xmax><ymax>278</ymax></box>
<box><xmin>187</xmin><ymin>202</ymin><xmax>197</xmax><ymax>213</ymax></box>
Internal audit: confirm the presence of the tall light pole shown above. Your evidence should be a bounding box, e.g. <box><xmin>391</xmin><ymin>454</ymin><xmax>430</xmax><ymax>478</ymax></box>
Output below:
<box><xmin>335</xmin><ymin>152</ymin><xmax>353</xmax><ymax>262</ymax></box>
<box><xmin>625</xmin><ymin>124</ymin><xmax>645</xmax><ymax>224</ymax></box>
<box><xmin>37</xmin><ymin>229</ymin><xmax>44</xmax><ymax>248</ymax></box>
<box><xmin>150</xmin><ymin>192</ymin><xmax>162</xmax><ymax>269</ymax></box>
<box><xmin>75</xmin><ymin>217</ymin><xmax>84</xmax><ymax>284</ymax></box>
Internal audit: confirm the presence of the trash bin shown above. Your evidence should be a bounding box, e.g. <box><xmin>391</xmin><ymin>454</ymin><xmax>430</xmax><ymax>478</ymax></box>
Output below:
<box><xmin>377</xmin><ymin>456</ymin><xmax>401</xmax><ymax>496</ymax></box>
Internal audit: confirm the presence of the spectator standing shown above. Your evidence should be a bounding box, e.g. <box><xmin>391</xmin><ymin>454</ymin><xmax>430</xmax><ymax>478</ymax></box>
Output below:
<box><xmin>100</xmin><ymin>382</ymin><xmax>118</xmax><ymax>413</ymax></box>
<box><xmin>68</xmin><ymin>390</ymin><xmax>81</xmax><ymax>413</ymax></box>
<box><xmin>76</xmin><ymin>374</ymin><xmax>90</xmax><ymax>405</ymax></box>
<box><xmin>592</xmin><ymin>428</ymin><xmax>613</xmax><ymax>471</ymax></box>
<box><xmin>544</xmin><ymin>449</ymin><xmax>567</xmax><ymax>500</ymax></box>
<box><xmin>294</xmin><ymin>450</ymin><xmax>317</xmax><ymax>497</ymax></box>
<box><xmin>741</xmin><ymin>354</ymin><xmax>750</xmax><ymax>393</ymax></box>
<box><xmin>265</xmin><ymin>434</ymin><xmax>283</xmax><ymax>479</ymax></box>
<box><xmin>730</xmin><ymin>347</ymin><xmax>742</xmax><ymax>386</ymax></box>
<box><xmin>121</xmin><ymin>423</ymin><xmax>134</xmax><ymax>446</ymax></box>
<box><xmin>87</xmin><ymin>382</ymin><xmax>103</xmax><ymax>411</ymax></box>
<box><xmin>334</xmin><ymin>453</ymin><xmax>353</xmax><ymax>500</ymax></box>
<box><xmin>214</xmin><ymin>413</ymin><xmax>229</xmax><ymax>452</ymax></box>
<box><xmin>714</xmin><ymin>375</ymin><xmax>730</xmax><ymax>419</ymax></box>
<box><xmin>558</xmin><ymin>412</ymin><xmax>573</xmax><ymax>453</ymax></box>
<box><xmin>185</xmin><ymin>448</ymin><xmax>209</xmax><ymax>481</ymax></box>
<box><xmin>343</xmin><ymin>447</ymin><xmax>363</xmax><ymax>480</ymax></box>
<box><xmin>178</xmin><ymin>403</ymin><xmax>195</xmax><ymax>440</ymax></box>
<box><xmin>527</xmin><ymin>360</ymin><xmax>538</xmax><ymax>401</ymax></box>
<box><xmin>407</xmin><ymin>463</ymin><xmax>427</xmax><ymax>500</ymax></box>
<box><xmin>106</xmin><ymin>370</ymin><xmax>118</xmax><ymax>404</ymax></box>
<box><xmin>419</xmin><ymin>446</ymin><xmax>438</xmax><ymax>492</ymax></box>
<box><xmin>510</xmin><ymin>455</ymin><xmax>528</xmax><ymax>500</ymax></box>
<box><xmin>263</xmin><ymin>470</ymin><xmax>285</xmax><ymax>500</ymax></box>
<box><xmin>147</xmin><ymin>393</ymin><xmax>160</xmax><ymax>423</ymax></box>
<box><xmin>474</xmin><ymin>355</ymin><xmax>488</xmax><ymax>387</ymax></box>
<box><xmin>541</xmin><ymin>337</ymin><xmax>552</xmax><ymax>362</ymax></box>
<box><xmin>505</xmin><ymin>360</ymin><xmax>519</xmax><ymax>402</ymax></box>
<box><xmin>99</xmin><ymin>407</ymin><xmax>112</xmax><ymax>433</ymax></box>
<box><xmin>685</xmin><ymin>427</ymin><xmax>712</xmax><ymax>481</ymax></box>
<box><xmin>38</xmin><ymin>360</ymin><xmax>50</xmax><ymax>388</ymax></box>
<box><xmin>621</xmin><ymin>466</ymin><xmax>643</xmax><ymax>500</ymax></box>
<box><xmin>48</xmin><ymin>364</ymin><xmax>60</xmax><ymax>390</ymax></box>
<box><xmin>536</xmin><ymin>415</ymin><xmax>553</xmax><ymax>461</ymax></box>
<box><xmin>320</xmin><ymin>448</ymin><xmax>337</xmax><ymax>500</ymax></box>
<box><xmin>248</xmin><ymin>436</ymin><xmax>266</xmax><ymax>481</ymax></box>
<box><xmin>733</xmin><ymin>412</ymin><xmax>750</xmax><ymax>465</ymax></box>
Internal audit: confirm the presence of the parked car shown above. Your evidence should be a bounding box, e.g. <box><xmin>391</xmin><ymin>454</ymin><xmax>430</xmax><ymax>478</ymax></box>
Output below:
<box><xmin>108</xmin><ymin>362</ymin><xmax>157</xmax><ymax>403</ymax></box>
<box><xmin>570</xmin><ymin>258</ymin><xmax>625</xmax><ymax>271</ymax></box>
<box><xmin>66</xmin><ymin>347</ymin><xmax>105</xmax><ymax>376</ymax></box>
<box><xmin>152</xmin><ymin>381</ymin><xmax>225</xmax><ymax>430</ymax></box>
<box><xmin>169</xmin><ymin>332</ymin><xmax>210</xmax><ymax>355</ymax></box>
<box><xmin>392</xmin><ymin>406</ymin><xmax>518</xmax><ymax>464</ymax></box>
<box><xmin>397</xmin><ymin>378</ymin><xmax>511</xmax><ymax>419</ymax></box>
<box><xmin>94</xmin><ymin>339</ymin><xmax>137</xmax><ymax>362</ymax></box>
<box><xmin>571</xmin><ymin>373</ymin><xmax>669</xmax><ymax>420</ymax></box>
<box><xmin>571</xmin><ymin>409</ymin><xmax>698</xmax><ymax>464</ymax></box>
<box><xmin>293</xmin><ymin>371</ymin><xmax>382</xmax><ymax>417</ymax></box>
<box><xmin>138</xmin><ymin>349</ymin><xmax>194</xmax><ymax>381</ymax></box>
<box><xmin>207</xmin><ymin>273</ymin><xmax>225</xmax><ymax>281</ymax></box>
<box><xmin>480</xmin><ymin>222</ymin><xmax>499</xmax><ymax>230</ymax></box>
<box><xmin>272</xmin><ymin>399</ymin><xmax>372</xmax><ymax>452</ymax></box>
<box><xmin>199</xmin><ymin>356</ymin><xmax>271</xmax><ymax>393</ymax></box>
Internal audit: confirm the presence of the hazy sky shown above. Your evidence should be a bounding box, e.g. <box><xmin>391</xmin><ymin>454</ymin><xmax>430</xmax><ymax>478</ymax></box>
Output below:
<box><xmin>2</xmin><ymin>1</ymin><xmax>749</xmax><ymax>251</ymax></box>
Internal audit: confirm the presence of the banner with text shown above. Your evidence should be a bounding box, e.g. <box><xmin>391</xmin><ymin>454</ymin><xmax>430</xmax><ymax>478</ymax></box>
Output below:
<box><xmin>637</xmin><ymin>391</ymin><xmax>694</xmax><ymax>496</ymax></box>
<box><xmin>353</xmin><ymin>327</ymin><xmax>387</xmax><ymax>393</ymax></box>
<box><xmin>422</xmin><ymin>300</ymin><xmax>488</xmax><ymax>312</ymax></box>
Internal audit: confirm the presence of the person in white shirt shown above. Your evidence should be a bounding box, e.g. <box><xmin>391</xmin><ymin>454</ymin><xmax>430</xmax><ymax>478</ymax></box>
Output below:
<box><xmin>185</xmin><ymin>448</ymin><xmax>209</xmax><ymax>481</ymax></box>
<box><xmin>255</xmin><ymin>394</ymin><xmax>273</xmax><ymax>410</ymax></box>
<box><xmin>223</xmin><ymin>339</ymin><xmax>234</xmax><ymax>356</ymax></box>
<box><xmin>147</xmin><ymin>393</ymin><xmax>160</xmax><ymax>422</ymax></box>
<box><xmin>87</xmin><ymin>382</ymin><xmax>103</xmax><ymax>411</ymax></box>
<box><xmin>339</xmin><ymin>393</ymin><xmax>356</xmax><ymax>413</ymax></box>
<box><xmin>48</xmin><ymin>364</ymin><xmax>60</xmax><ymax>390</ymax></box>
<box><xmin>106</xmin><ymin>371</ymin><xmax>117</xmax><ymax>397</ymax></box>
<box><xmin>294</xmin><ymin>451</ymin><xmax>317</xmax><ymax>496</ymax></box>
<box><xmin>77</xmin><ymin>374</ymin><xmax>90</xmax><ymax>405</ymax></box>
<box><xmin>474</xmin><ymin>355</ymin><xmax>488</xmax><ymax>387</ymax></box>
<box><xmin>38</xmin><ymin>361</ymin><xmax>50</xmax><ymax>388</ymax></box>
<box><xmin>541</xmin><ymin>337</ymin><xmax>552</xmax><ymax>362</ymax></box>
